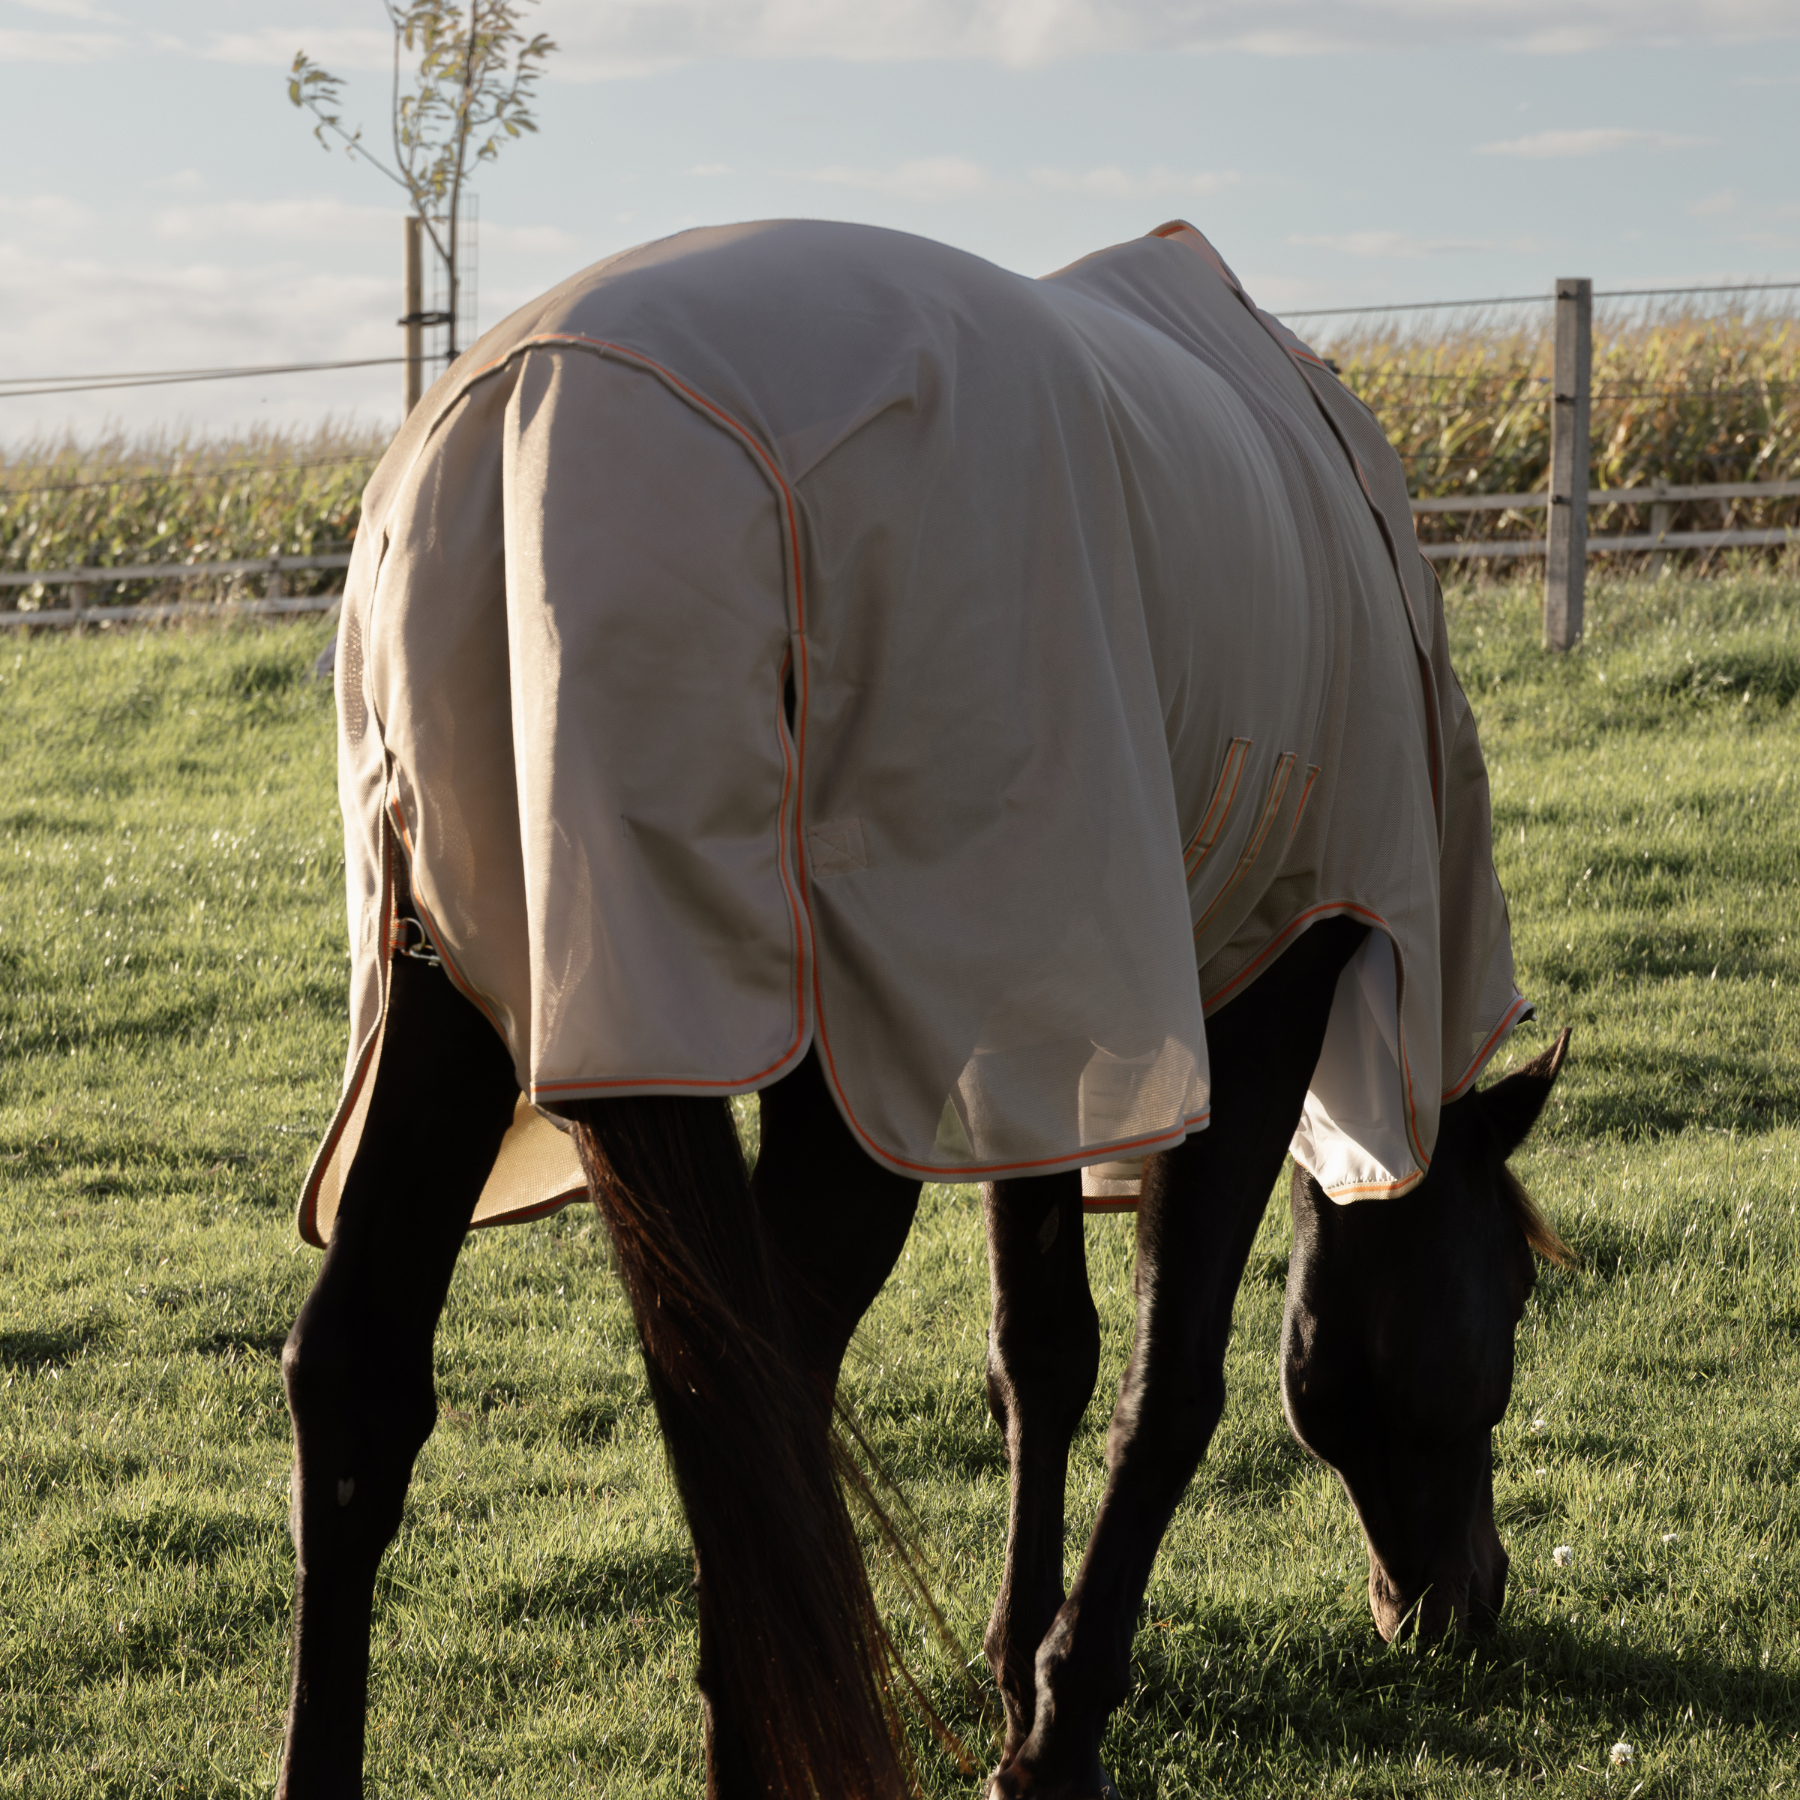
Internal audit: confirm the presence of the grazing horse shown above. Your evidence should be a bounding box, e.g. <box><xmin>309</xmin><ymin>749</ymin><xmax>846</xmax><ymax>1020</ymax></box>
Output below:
<box><xmin>277</xmin><ymin>217</ymin><xmax>1566</xmax><ymax>1799</ymax></box>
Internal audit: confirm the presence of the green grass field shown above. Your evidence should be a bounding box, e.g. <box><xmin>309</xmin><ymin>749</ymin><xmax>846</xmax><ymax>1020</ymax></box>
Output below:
<box><xmin>2</xmin><ymin>567</ymin><xmax>1797</xmax><ymax>1797</ymax></box>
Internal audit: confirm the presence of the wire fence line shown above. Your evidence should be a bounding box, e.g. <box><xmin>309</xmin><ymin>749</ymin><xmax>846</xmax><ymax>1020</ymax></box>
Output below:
<box><xmin>3</xmin><ymin>275</ymin><xmax>1795</xmax><ymax>395</ymax></box>
<box><xmin>0</xmin><ymin>356</ymin><xmax>417</xmax><ymax>400</ymax></box>
<box><xmin>1285</xmin><ymin>275</ymin><xmax>1800</xmax><ymax>320</ymax></box>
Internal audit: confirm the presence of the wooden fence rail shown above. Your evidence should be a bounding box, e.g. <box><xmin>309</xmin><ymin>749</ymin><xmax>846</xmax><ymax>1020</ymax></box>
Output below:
<box><xmin>0</xmin><ymin>551</ymin><xmax>349</xmax><ymax>630</ymax></box>
<box><xmin>1413</xmin><ymin>477</ymin><xmax>1800</xmax><ymax>565</ymax></box>
<box><xmin>1413</xmin><ymin>479</ymin><xmax>1800</xmax><ymax>516</ymax></box>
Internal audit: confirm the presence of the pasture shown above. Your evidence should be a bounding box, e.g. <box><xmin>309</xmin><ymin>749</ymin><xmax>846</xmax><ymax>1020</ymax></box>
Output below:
<box><xmin>2</xmin><ymin>566</ymin><xmax>1797</xmax><ymax>1797</ymax></box>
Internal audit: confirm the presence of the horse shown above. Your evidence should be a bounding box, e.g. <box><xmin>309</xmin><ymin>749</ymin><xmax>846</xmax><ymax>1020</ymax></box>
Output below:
<box><xmin>275</xmin><ymin>216</ymin><xmax>1569</xmax><ymax>1799</ymax></box>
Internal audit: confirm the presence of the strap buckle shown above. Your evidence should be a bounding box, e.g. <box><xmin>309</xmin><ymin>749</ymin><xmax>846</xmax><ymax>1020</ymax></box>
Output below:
<box><xmin>389</xmin><ymin>914</ymin><xmax>444</xmax><ymax>970</ymax></box>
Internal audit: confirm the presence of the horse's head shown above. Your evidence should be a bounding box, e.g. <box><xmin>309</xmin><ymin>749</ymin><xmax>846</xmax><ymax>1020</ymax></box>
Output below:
<box><xmin>1279</xmin><ymin>1029</ymin><xmax>1571</xmax><ymax>1643</ymax></box>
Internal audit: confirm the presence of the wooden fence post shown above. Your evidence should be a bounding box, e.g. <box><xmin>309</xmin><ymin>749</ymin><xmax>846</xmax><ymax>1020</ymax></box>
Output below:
<box><xmin>68</xmin><ymin>580</ymin><xmax>87</xmax><ymax>635</ymax></box>
<box><xmin>404</xmin><ymin>216</ymin><xmax>424</xmax><ymax>417</ymax></box>
<box><xmin>1648</xmin><ymin>495</ymin><xmax>1672</xmax><ymax>579</ymax></box>
<box><xmin>1544</xmin><ymin>277</ymin><xmax>1592</xmax><ymax>651</ymax></box>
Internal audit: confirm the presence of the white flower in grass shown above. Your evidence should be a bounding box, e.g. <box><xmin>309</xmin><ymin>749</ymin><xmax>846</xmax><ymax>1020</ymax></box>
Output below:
<box><xmin>1553</xmin><ymin>1544</ymin><xmax>1574</xmax><ymax>1567</ymax></box>
<box><xmin>1531</xmin><ymin>1416</ymin><xmax>1549</xmax><ymax>1435</ymax></box>
<box><xmin>1661</xmin><ymin>1532</ymin><xmax>1678</xmax><ymax>1545</ymax></box>
<box><xmin>1610</xmin><ymin>1741</ymin><xmax>1634</xmax><ymax>1767</ymax></box>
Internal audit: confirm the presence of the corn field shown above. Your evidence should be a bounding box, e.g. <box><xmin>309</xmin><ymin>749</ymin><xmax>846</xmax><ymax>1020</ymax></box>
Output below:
<box><xmin>1327</xmin><ymin>302</ymin><xmax>1800</xmax><ymax>546</ymax></box>
<box><xmin>0</xmin><ymin>425</ymin><xmax>382</xmax><ymax>613</ymax></box>
<box><xmin>3</xmin><ymin>304</ymin><xmax>1797</xmax><ymax>614</ymax></box>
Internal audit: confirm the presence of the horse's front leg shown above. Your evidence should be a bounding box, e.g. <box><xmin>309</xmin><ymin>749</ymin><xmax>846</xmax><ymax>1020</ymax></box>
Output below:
<box><xmin>277</xmin><ymin>951</ymin><xmax>519</xmax><ymax>1799</ymax></box>
<box><xmin>995</xmin><ymin>914</ymin><xmax>1366</xmax><ymax>1800</ymax></box>
<box><xmin>982</xmin><ymin>1173</ymin><xmax>1099</xmax><ymax>1767</ymax></box>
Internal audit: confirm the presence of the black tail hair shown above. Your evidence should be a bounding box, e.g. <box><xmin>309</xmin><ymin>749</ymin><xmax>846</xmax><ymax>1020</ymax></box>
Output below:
<box><xmin>571</xmin><ymin>1092</ymin><xmax>956</xmax><ymax>1798</ymax></box>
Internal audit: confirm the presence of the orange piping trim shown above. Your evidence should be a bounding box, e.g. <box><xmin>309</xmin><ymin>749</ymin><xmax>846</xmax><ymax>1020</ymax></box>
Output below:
<box><xmin>1440</xmin><ymin>991</ymin><xmax>1534</xmax><ymax>1103</ymax></box>
<box><xmin>1200</xmin><ymin>896</ymin><xmax>1432</xmax><ymax>1183</ymax></box>
<box><xmin>1288</xmin><ymin>764</ymin><xmax>1321</xmax><ymax>845</ymax></box>
<box><xmin>1193</xmin><ymin>752</ymin><xmax>1296</xmax><ymax>940</ymax></box>
<box><xmin>297</xmin><ymin>825</ymin><xmax>397</xmax><ymax>1248</ymax></box>
<box><xmin>469</xmin><ymin>1185</ymin><xmax>586</xmax><ymax>1230</ymax></box>
<box><xmin>531</xmin><ymin>1061</ymin><xmax>803</xmax><ymax>1097</ymax></box>
<box><xmin>1326</xmin><ymin>1170</ymin><xmax>1427</xmax><ymax>1200</ymax></box>
<box><xmin>1202</xmin><ymin>898</ymin><xmax>1389</xmax><ymax>1014</ymax></box>
<box><xmin>1184</xmin><ymin>737</ymin><xmax>1251</xmax><ymax>879</ymax></box>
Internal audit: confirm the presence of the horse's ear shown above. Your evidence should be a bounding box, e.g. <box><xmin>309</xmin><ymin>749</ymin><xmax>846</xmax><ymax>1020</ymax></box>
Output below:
<box><xmin>1479</xmin><ymin>1028</ymin><xmax>1571</xmax><ymax>1159</ymax></box>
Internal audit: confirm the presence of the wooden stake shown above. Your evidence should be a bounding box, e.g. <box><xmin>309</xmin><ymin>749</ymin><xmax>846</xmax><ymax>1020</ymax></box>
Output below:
<box><xmin>1544</xmin><ymin>277</ymin><xmax>1592</xmax><ymax>651</ymax></box>
<box><xmin>404</xmin><ymin>217</ymin><xmax>424</xmax><ymax>418</ymax></box>
<box><xmin>1648</xmin><ymin>496</ymin><xmax>1672</xmax><ymax>579</ymax></box>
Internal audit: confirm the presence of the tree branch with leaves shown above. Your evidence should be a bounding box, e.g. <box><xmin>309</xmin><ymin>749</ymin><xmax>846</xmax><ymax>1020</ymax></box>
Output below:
<box><xmin>290</xmin><ymin>1</ymin><xmax>555</xmax><ymax>358</ymax></box>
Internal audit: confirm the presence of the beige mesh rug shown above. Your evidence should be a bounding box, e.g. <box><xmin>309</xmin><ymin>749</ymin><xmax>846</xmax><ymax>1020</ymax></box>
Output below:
<box><xmin>300</xmin><ymin>218</ymin><xmax>1526</xmax><ymax>1245</ymax></box>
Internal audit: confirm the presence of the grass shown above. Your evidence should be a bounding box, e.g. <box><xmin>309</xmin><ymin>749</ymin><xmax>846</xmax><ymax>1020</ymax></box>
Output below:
<box><xmin>2</xmin><ymin>565</ymin><xmax>1798</xmax><ymax>1795</ymax></box>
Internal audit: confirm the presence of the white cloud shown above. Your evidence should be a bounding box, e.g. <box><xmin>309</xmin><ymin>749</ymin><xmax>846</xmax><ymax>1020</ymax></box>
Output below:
<box><xmin>690</xmin><ymin>164</ymin><xmax>734</xmax><ymax>177</ymax></box>
<box><xmin>0</xmin><ymin>239</ymin><xmax>404</xmax><ymax>440</ymax></box>
<box><xmin>804</xmin><ymin>156</ymin><xmax>1000</xmax><ymax>202</ymax></box>
<box><xmin>480</xmin><ymin>221</ymin><xmax>584</xmax><ymax>256</ymax></box>
<box><xmin>1476</xmin><ymin>126</ymin><xmax>1718</xmax><ymax>157</ymax></box>
<box><xmin>1687</xmin><ymin>188</ymin><xmax>1741</xmax><ymax>217</ymax></box>
<box><xmin>802</xmin><ymin>157</ymin><xmax>1237</xmax><ymax>204</ymax></box>
<box><xmin>198</xmin><ymin>25</ymin><xmax>396</xmax><ymax>72</ymax></box>
<box><xmin>150</xmin><ymin>196</ymin><xmax>401</xmax><ymax>248</ymax></box>
<box><xmin>12</xmin><ymin>0</ymin><xmax>120</xmax><ymax>17</ymax></box>
<box><xmin>1029</xmin><ymin>165</ymin><xmax>1239</xmax><ymax>199</ymax></box>
<box><xmin>143</xmin><ymin>169</ymin><xmax>209</xmax><ymax>194</ymax></box>
<box><xmin>533</xmin><ymin>0</ymin><xmax>1800</xmax><ymax>77</ymax></box>
<box><xmin>0</xmin><ymin>193</ymin><xmax>100</xmax><ymax>237</ymax></box>
<box><xmin>1290</xmin><ymin>229</ymin><xmax>1511</xmax><ymax>258</ymax></box>
<box><xmin>0</xmin><ymin>26</ymin><xmax>127</xmax><ymax>59</ymax></box>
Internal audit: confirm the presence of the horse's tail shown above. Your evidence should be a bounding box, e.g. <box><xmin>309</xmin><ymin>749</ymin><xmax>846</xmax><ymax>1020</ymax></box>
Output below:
<box><xmin>570</xmin><ymin>1091</ymin><xmax>922</xmax><ymax>1799</ymax></box>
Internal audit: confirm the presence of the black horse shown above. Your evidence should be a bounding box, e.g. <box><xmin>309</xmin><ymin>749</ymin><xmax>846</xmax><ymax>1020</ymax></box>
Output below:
<box><xmin>277</xmin><ymin>882</ymin><xmax>1566</xmax><ymax>1800</ymax></box>
<box><xmin>275</xmin><ymin>216</ymin><xmax>1570</xmax><ymax>1799</ymax></box>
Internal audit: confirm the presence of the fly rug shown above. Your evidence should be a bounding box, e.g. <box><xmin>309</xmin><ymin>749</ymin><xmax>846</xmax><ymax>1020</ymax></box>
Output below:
<box><xmin>278</xmin><ymin>216</ymin><xmax>1542</xmax><ymax>1800</ymax></box>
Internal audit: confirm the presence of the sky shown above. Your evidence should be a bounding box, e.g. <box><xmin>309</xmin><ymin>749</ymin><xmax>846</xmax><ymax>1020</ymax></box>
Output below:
<box><xmin>4</xmin><ymin>0</ymin><xmax>1799</xmax><ymax>444</ymax></box>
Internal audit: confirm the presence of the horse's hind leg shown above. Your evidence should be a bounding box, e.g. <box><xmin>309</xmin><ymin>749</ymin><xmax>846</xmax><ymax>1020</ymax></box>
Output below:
<box><xmin>749</xmin><ymin>1049</ymin><xmax>920</xmax><ymax>1395</ymax></box>
<box><xmin>571</xmin><ymin>1056</ymin><xmax>921</xmax><ymax>1800</ymax></box>
<box><xmin>686</xmin><ymin>1051</ymin><xmax>925</xmax><ymax>1794</ymax></box>
<box><xmin>709</xmin><ymin>1050</ymin><xmax>922</xmax><ymax>1791</ymax></box>
<box><xmin>981</xmin><ymin>1172</ymin><xmax>1099</xmax><ymax>1765</ymax></box>
<box><xmin>277</xmin><ymin>953</ymin><xmax>518</xmax><ymax>1799</ymax></box>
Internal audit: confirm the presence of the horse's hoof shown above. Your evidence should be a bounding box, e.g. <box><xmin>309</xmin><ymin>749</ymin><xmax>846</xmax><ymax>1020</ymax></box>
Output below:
<box><xmin>985</xmin><ymin>1762</ymin><xmax>1122</xmax><ymax>1800</ymax></box>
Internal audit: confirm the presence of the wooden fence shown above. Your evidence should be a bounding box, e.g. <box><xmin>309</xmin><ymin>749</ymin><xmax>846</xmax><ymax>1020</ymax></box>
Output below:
<box><xmin>3</xmin><ymin>443</ymin><xmax>1796</xmax><ymax>643</ymax></box>
<box><xmin>0</xmin><ymin>552</ymin><xmax>348</xmax><ymax>629</ymax></box>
